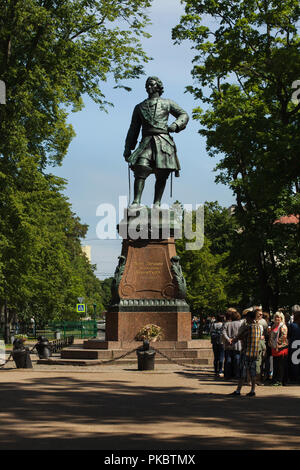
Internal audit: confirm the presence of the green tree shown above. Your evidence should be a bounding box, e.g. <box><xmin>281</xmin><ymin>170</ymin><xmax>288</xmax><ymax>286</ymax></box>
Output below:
<box><xmin>204</xmin><ymin>201</ymin><xmax>238</xmax><ymax>256</ymax></box>
<box><xmin>0</xmin><ymin>0</ymin><xmax>152</xmax><ymax>166</ymax></box>
<box><xmin>176</xmin><ymin>236</ymin><xmax>229</xmax><ymax>316</ymax></box>
<box><xmin>0</xmin><ymin>154</ymin><xmax>105</xmax><ymax>327</ymax></box>
<box><xmin>0</xmin><ymin>0</ymin><xmax>154</xmax><ymax>335</ymax></box>
<box><xmin>173</xmin><ymin>0</ymin><xmax>300</xmax><ymax>311</ymax></box>
<box><xmin>99</xmin><ymin>277</ymin><xmax>113</xmax><ymax>310</ymax></box>
<box><xmin>175</xmin><ymin>203</ymin><xmax>241</xmax><ymax>318</ymax></box>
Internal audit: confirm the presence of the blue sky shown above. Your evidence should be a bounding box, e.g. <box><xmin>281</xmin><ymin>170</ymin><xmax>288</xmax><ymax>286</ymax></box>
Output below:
<box><xmin>50</xmin><ymin>0</ymin><xmax>235</xmax><ymax>279</ymax></box>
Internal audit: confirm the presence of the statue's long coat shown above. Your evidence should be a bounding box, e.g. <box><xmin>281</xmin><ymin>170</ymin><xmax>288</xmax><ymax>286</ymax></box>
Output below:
<box><xmin>124</xmin><ymin>98</ymin><xmax>189</xmax><ymax>172</ymax></box>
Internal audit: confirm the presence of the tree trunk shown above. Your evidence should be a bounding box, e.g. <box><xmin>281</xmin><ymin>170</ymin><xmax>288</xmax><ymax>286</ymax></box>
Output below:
<box><xmin>257</xmin><ymin>251</ymin><xmax>272</xmax><ymax>312</ymax></box>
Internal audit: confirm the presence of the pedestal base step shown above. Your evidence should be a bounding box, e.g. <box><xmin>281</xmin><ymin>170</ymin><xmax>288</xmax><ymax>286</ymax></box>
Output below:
<box><xmin>36</xmin><ymin>339</ymin><xmax>214</xmax><ymax>366</ymax></box>
<box><xmin>46</xmin><ymin>339</ymin><xmax>214</xmax><ymax>366</ymax></box>
<box><xmin>61</xmin><ymin>347</ymin><xmax>213</xmax><ymax>360</ymax></box>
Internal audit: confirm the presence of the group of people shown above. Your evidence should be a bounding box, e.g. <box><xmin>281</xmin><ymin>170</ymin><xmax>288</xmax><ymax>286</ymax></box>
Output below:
<box><xmin>209</xmin><ymin>305</ymin><xmax>300</xmax><ymax>397</ymax></box>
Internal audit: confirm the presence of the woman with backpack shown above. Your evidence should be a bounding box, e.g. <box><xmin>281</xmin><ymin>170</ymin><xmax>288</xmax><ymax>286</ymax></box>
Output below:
<box><xmin>222</xmin><ymin>308</ymin><xmax>243</xmax><ymax>380</ymax></box>
<box><xmin>210</xmin><ymin>314</ymin><xmax>225</xmax><ymax>377</ymax></box>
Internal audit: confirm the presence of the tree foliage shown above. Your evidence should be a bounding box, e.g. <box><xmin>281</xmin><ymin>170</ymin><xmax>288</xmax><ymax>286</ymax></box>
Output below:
<box><xmin>176</xmin><ymin>202</ymin><xmax>241</xmax><ymax>316</ymax></box>
<box><xmin>99</xmin><ymin>277</ymin><xmax>113</xmax><ymax>310</ymax></box>
<box><xmin>0</xmin><ymin>1</ymin><xmax>153</xmax><ymax>331</ymax></box>
<box><xmin>0</xmin><ymin>0</ymin><xmax>152</xmax><ymax>166</ymax></box>
<box><xmin>0</xmin><ymin>155</ymin><xmax>106</xmax><ymax>325</ymax></box>
<box><xmin>173</xmin><ymin>0</ymin><xmax>300</xmax><ymax>311</ymax></box>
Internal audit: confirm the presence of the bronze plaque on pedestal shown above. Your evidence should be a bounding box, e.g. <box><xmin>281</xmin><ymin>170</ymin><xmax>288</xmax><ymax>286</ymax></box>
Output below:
<box><xmin>119</xmin><ymin>239</ymin><xmax>177</xmax><ymax>300</ymax></box>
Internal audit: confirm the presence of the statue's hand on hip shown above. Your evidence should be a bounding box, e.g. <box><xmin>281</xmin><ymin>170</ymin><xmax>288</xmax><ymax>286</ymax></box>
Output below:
<box><xmin>168</xmin><ymin>123</ymin><xmax>178</xmax><ymax>133</ymax></box>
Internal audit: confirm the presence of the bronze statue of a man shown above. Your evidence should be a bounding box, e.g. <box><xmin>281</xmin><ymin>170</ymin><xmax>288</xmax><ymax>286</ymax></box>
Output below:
<box><xmin>123</xmin><ymin>76</ymin><xmax>189</xmax><ymax>208</ymax></box>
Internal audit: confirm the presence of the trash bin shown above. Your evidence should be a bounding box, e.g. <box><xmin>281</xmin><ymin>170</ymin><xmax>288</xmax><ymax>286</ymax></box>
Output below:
<box><xmin>35</xmin><ymin>336</ymin><xmax>51</xmax><ymax>359</ymax></box>
<box><xmin>136</xmin><ymin>340</ymin><xmax>156</xmax><ymax>371</ymax></box>
<box><xmin>12</xmin><ymin>339</ymin><xmax>33</xmax><ymax>369</ymax></box>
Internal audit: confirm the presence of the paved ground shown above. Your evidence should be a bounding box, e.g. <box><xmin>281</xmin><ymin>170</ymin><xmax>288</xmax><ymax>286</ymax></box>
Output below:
<box><xmin>1</xmin><ymin>354</ymin><xmax>300</xmax><ymax>451</ymax></box>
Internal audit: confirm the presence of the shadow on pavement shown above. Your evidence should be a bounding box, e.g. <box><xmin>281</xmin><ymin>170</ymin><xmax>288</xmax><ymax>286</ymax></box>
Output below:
<box><xmin>0</xmin><ymin>374</ymin><xmax>300</xmax><ymax>450</ymax></box>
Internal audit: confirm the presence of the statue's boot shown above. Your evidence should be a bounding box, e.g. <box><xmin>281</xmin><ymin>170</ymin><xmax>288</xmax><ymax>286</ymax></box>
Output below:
<box><xmin>130</xmin><ymin>177</ymin><xmax>145</xmax><ymax>207</ymax></box>
<box><xmin>153</xmin><ymin>172</ymin><xmax>170</xmax><ymax>206</ymax></box>
<box><xmin>129</xmin><ymin>164</ymin><xmax>152</xmax><ymax>208</ymax></box>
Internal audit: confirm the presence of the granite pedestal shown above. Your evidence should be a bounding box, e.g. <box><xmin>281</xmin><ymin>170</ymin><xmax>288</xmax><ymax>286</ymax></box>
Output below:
<box><xmin>106</xmin><ymin>208</ymin><xmax>191</xmax><ymax>342</ymax></box>
<box><xmin>60</xmin><ymin>208</ymin><xmax>208</xmax><ymax>365</ymax></box>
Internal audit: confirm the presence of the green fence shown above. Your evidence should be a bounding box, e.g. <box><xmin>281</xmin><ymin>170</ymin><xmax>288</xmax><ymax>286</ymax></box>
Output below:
<box><xmin>0</xmin><ymin>321</ymin><xmax>98</xmax><ymax>342</ymax></box>
<box><xmin>48</xmin><ymin>320</ymin><xmax>98</xmax><ymax>339</ymax></box>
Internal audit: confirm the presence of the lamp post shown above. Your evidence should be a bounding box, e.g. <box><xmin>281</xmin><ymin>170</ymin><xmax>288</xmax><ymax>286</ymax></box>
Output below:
<box><xmin>93</xmin><ymin>303</ymin><xmax>97</xmax><ymax>320</ymax></box>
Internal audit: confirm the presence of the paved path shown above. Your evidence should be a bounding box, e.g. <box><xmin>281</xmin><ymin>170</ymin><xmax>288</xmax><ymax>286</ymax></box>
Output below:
<box><xmin>1</xmin><ymin>359</ymin><xmax>300</xmax><ymax>450</ymax></box>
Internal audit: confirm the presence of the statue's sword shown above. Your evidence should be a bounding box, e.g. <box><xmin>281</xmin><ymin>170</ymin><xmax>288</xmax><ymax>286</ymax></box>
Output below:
<box><xmin>128</xmin><ymin>164</ymin><xmax>131</xmax><ymax>203</ymax></box>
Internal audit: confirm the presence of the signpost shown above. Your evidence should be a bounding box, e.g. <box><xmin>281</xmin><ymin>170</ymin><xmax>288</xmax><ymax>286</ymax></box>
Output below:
<box><xmin>93</xmin><ymin>303</ymin><xmax>97</xmax><ymax>320</ymax></box>
<box><xmin>76</xmin><ymin>304</ymin><xmax>86</xmax><ymax>314</ymax></box>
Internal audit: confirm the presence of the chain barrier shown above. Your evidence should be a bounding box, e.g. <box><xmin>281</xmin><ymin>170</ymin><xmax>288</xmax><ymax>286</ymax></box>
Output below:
<box><xmin>97</xmin><ymin>344</ymin><xmax>207</xmax><ymax>371</ymax></box>
<box><xmin>0</xmin><ymin>343</ymin><xmax>39</xmax><ymax>369</ymax></box>
<box><xmin>1</xmin><ymin>343</ymin><xmax>210</xmax><ymax>371</ymax></box>
<box><xmin>36</xmin><ymin>347</ymin><xmax>139</xmax><ymax>366</ymax></box>
<box><xmin>54</xmin><ymin>344</ymin><xmax>209</xmax><ymax>369</ymax></box>
<box><xmin>29</xmin><ymin>344</ymin><xmax>38</xmax><ymax>354</ymax></box>
<box><xmin>0</xmin><ymin>337</ymin><xmax>76</xmax><ymax>369</ymax></box>
<box><xmin>72</xmin><ymin>347</ymin><xmax>140</xmax><ymax>366</ymax></box>
<box><xmin>79</xmin><ymin>344</ymin><xmax>208</xmax><ymax>370</ymax></box>
<box><xmin>0</xmin><ymin>344</ymin><xmax>138</xmax><ymax>368</ymax></box>
<box><xmin>151</xmin><ymin>345</ymin><xmax>207</xmax><ymax>370</ymax></box>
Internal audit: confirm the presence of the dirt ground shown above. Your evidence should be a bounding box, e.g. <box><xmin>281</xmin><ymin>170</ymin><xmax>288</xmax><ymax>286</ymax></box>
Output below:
<box><xmin>1</xmin><ymin>359</ymin><xmax>300</xmax><ymax>451</ymax></box>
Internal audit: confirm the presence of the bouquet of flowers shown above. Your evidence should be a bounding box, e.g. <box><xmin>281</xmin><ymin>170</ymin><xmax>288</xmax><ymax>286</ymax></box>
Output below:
<box><xmin>135</xmin><ymin>324</ymin><xmax>163</xmax><ymax>342</ymax></box>
<box><xmin>14</xmin><ymin>334</ymin><xmax>28</xmax><ymax>342</ymax></box>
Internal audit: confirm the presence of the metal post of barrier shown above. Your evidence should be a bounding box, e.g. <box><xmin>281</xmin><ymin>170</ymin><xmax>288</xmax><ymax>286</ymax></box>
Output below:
<box><xmin>136</xmin><ymin>340</ymin><xmax>156</xmax><ymax>370</ymax></box>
